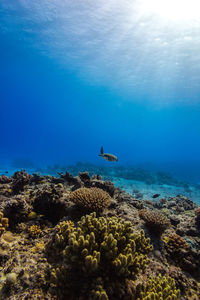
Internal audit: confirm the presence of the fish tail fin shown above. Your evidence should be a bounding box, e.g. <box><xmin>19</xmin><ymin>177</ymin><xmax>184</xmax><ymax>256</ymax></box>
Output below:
<box><xmin>100</xmin><ymin>146</ymin><xmax>104</xmax><ymax>155</ymax></box>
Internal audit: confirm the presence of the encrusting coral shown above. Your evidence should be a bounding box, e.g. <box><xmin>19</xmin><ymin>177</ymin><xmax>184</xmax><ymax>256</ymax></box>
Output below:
<box><xmin>132</xmin><ymin>274</ymin><xmax>180</xmax><ymax>300</ymax></box>
<box><xmin>46</xmin><ymin>212</ymin><xmax>153</xmax><ymax>299</ymax></box>
<box><xmin>0</xmin><ymin>211</ymin><xmax>9</xmax><ymax>235</ymax></box>
<box><xmin>139</xmin><ymin>209</ymin><xmax>170</xmax><ymax>234</ymax></box>
<box><xmin>69</xmin><ymin>187</ymin><xmax>111</xmax><ymax>212</ymax></box>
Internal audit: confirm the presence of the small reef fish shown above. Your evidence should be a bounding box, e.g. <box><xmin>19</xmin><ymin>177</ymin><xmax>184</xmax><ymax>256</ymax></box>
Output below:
<box><xmin>152</xmin><ymin>193</ymin><xmax>160</xmax><ymax>198</ymax></box>
<box><xmin>99</xmin><ymin>146</ymin><xmax>118</xmax><ymax>162</ymax></box>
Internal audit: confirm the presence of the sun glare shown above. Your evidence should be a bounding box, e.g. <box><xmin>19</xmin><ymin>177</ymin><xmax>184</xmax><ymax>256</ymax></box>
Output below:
<box><xmin>139</xmin><ymin>0</ymin><xmax>200</xmax><ymax>22</ymax></box>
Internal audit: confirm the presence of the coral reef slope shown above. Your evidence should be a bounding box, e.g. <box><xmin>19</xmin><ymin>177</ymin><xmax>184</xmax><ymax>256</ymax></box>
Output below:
<box><xmin>0</xmin><ymin>170</ymin><xmax>199</xmax><ymax>299</ymax></box>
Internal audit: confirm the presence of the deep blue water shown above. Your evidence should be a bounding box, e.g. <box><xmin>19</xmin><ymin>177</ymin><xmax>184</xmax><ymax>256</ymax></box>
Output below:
<box><xmin>1</xmin><ymin>1</ymin><xmax>200</xmax><ymax>183</ymax></box>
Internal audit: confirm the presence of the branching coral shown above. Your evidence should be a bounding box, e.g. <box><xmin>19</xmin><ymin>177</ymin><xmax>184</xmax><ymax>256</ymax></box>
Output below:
<box><xmin>0</xmin><ymin>211</ymin><xmax>9</xmax><ymax>235</ymax></box>
<box><xmin>139</xmin><ymin>209</ymin><xmax>170</xmax><ymax>234</ymax></box>
<box><xmin>47</xmin><ymin>212</ymin><xmax>153</xmax><ymax>299</ymax></box>
<box><xmin>133</xmin><ymin>274</ymin><xmax>180</xmax><ymax>300</ymax></box>
<box><xmin>28</xmin><ymin>225</ymin><xmax>42</xmax><ymax>238</ymax></box>
<box><xmin>69</xmin><ymin>187</ymin><xmax>111</xmax><ymax>212</ymax></box>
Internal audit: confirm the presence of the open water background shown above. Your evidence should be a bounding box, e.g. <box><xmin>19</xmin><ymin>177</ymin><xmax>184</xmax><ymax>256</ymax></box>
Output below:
<box><xmin>1</xmin><ymin>1</ymin><xmax>200</xmax><ymax>183</ymax></box>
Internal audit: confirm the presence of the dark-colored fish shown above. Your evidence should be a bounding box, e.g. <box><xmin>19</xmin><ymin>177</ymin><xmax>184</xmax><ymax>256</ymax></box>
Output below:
<box><xmin>152</xmin><ymin>193</ymin><xmax>160</xmax><ymax>198</ymax></box>
<box><xmin>98</xmin><ymin>146</ymin><xmax>118</xmax><ymax>162</ymax></box>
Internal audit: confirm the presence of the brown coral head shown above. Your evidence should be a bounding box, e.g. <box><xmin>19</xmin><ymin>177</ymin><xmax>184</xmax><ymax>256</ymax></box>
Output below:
<box><xmin>139</xmin><ymin>209</ymin><xmax>170</xmax><ymax>234</ymax></box>
<box><xmin>69</xmin><ymin>187</ymin><xmax>111</xmax><ymax>212</ymax></box>
<box><xmin>163</xmin><ymin>233</ymin><xmax>200</xmax><ymax>273</ymax></box>
<box><xmin>165</xmin><ymin>233</ymin><xmax>189</xmax><ymax>250</ymax></box>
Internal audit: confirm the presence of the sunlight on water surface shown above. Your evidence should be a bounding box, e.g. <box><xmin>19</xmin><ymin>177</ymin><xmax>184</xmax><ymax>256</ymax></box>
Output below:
<box><xmin>1</xmin><ymin>0</ymin><xmax>200</xmax><ymax>105</ymax></box>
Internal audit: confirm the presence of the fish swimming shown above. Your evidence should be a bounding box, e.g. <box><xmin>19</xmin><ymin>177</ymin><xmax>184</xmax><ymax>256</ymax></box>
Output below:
<box><xmin>98</xmin><ymin>146</ymin><xmax>118</xmax><ymax>162</ymax></box>
<box><xmin>152</xmin><ymin>193</ymin><xmax>160</xmax><ymax>198</ymax></box>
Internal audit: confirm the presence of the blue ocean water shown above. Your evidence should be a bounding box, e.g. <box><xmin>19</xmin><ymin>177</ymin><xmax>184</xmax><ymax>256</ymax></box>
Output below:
<box><xmin>1</xmin><ymin>1</ymin><xmax>200</xmax><ymax>183</ymax></box>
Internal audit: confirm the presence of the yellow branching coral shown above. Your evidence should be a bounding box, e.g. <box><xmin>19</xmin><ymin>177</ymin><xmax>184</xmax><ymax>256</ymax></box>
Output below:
<box><xmin>0</xmin><ymin>211</ymin><xmax>9</xmax><ymax>235</ymax></box>
<box><xmin>28</xmin><ymin>225</ymin><xmax>42</xmax><ymax>238</ymax></box>
<box><xmin>47</xmin><ymin>212</ymin><xmax>153</xmax><ymax>299</ymax></box>
<box><xmin>139</xmin><ymin>209</ymin><xmax>170</xmax><ymax>234</ymax></box>
<box><xmin>69</xmin><ymin>187</ymin><xmax>111</xmax><ymax>212</ymax></box>
<box><xmin>133</xmin><ymin>274</ymin><xmax>180</xmax><ymax>300</ymax></box>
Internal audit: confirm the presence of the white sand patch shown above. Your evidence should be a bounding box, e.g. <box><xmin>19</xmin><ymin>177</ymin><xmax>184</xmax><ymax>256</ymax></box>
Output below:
<box><xmin>112</xmin><ymin>176</ymin><xmax>200</xmax><ymax>205</ymax></box>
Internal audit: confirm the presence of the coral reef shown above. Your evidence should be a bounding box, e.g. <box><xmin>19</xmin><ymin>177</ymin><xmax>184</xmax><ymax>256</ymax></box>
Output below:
<box><xmin>157</xmin><ymin>195</ymin><xmax>197</xmax><ymax>213</ymax></box>
<box><xmin>11</xmin><ymin>170</ymin><xmax>32</xmax><ymax>194</ymax></box>
<box><xmin>69</xmin><ymin>187</ymin><xmax>111</xmax><ymax>212</ymax></box>
<box><xmin>6</xmin><ymin>289</ymin><xmax>56</xmax><ymax>300</ymax></box>
<box><xmin>0</xmin><ymin>169</ymin><xmax>199</xmax><ymax>299</ymax></box>
<box><xmin>0</xmin><ymin>184</ymin><xmax>13</xmax><ymax>197</ymax></box>
<box><xmin>0</xmin><ymin>211</ymin><xmax>8</xmax><ymax>235</ymax></box>
<box><xmin>58</xmin><ymin>171</ymin><xmax>81</xmax><ymax>187</ymax></box>
<box><xmin>90</xmin><ymin>179</ymin><xmax>115</xmax><ymax>197</ymax></box>
<box><xmin>139</xmin><ymin>209</ymin><xmax>170</xmax><ymax>234</ymax></box>
<box><xmin>195</xmin><ymin>207</ymin><xmax>200</xmax><ymax>228</ymax></box>
<box><xmin>133</xmin><ymin>274</ymin><xmax>180</xmax><ymax>299</ymax></box>
<box><xmin>163</xmin><ymin>233</ymin><xmax>200</xmax><ymax>273</ymax></box>
<box><xmin>2</xmin><ymin>195</ymin><xmax>32</xmax><ymax>229</ymax></box>
<box><xmin>78</xmin><ymin>171</ymin><xmax>91</xmax><ymax>187</ymax></box>
<box><xmin>33</xmin><ymin>183</ymin><xmax>67</xmax><ymax>223</ymax></box>
<box><xmin>54</xmin><ymin>162</ymin><xmax>185</xmax><ymax>187</ymax></box>
<box><xmin>115</xmin><ymin>189</ymin><xmax>144</xmax><ymax>209</ymax></box>
<box><xmin>28</xmin><ymin>225</ymin><xmax>42</xmax><ymax>238</ymax></box>
<box><xmin>0</xmin><ymin>175</ymin><xmax>12</xmax><ymax>184</ymax></box>
<box><xmin>46</xmin><ymin>212</ymin><xmax>152</xmax><ymax>299</ymax></box>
